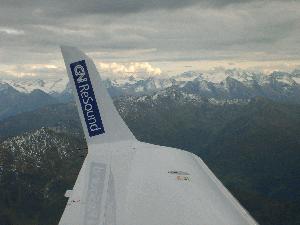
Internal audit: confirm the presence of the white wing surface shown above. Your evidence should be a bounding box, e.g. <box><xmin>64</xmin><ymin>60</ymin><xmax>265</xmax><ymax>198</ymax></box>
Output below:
<box><xmin>59</xmin><ymin>46</ymin><xmax>259</xmax><ymax>225</ymax></box>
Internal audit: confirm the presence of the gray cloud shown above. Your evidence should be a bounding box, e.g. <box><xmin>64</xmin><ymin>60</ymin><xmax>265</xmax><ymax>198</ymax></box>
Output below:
<box><xmin>0</xmin><ymin>0</ymin><xmax>255</xmax><ymax>16</ymax></box>
<box><xmin>0</xmin><ymin>0</ymin><xmax>300</xmax><ymax>77</ymax></box>
<box><xmin>0</xmin><ymin>0</ymin><xmax>292</xmax><ymax>19</ymax></box>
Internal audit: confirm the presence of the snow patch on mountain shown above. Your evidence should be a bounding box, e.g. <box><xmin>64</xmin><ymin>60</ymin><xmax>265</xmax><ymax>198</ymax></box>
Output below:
<box><xmin>1</xmin><ymin>77</ymin><xmax>69</xmax><ymax>94</ymax></box>
<box><xmin>0</xmin><ymin>81</ymin><xmax>14</xmax><ymax>91</ymax></box>
<box><xmin>1</xmin><ymin>69</ymin><xmax>300</xmax><ymax>104</ymax></box>
<box><xmin>1</xmin><ymin>127</ymin><xmax>73</xmax><ymax>167</ymax></box>
<box><xmin>293</xmin><ymin>77</ymin><xmax>300</xmax><ymax>84</ymax></box>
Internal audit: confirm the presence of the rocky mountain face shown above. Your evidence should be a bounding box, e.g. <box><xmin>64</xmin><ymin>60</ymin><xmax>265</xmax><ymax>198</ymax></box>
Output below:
<box><xmin>0</xmin><ymin>82</ymin><xmax>58</xmax><ymax>121</ymax></box>
<box><xmin>0</xmin><ymin>127</ymin><xmax>86</xmax><ymax>225</ymax></box>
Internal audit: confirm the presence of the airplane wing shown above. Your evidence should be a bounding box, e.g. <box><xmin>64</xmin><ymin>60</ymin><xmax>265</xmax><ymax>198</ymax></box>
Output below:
<box><xmin>59</xmin><ymin>46</ymin><xmax>259</xmax><ymax>225</ymax></box>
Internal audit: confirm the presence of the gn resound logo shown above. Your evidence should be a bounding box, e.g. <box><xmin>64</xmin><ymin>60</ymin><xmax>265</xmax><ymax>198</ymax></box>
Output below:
<box><xmin>70</xmin><ymin>60</ymin><xmax>105</xmax><ymax>137</ymax></box>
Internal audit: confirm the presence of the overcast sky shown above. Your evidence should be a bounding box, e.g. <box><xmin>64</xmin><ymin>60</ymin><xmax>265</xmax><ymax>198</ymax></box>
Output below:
<box><xmin>0</xmin><ymin>0</ymin><xmax>300</xmax><ymax>78</ymax></box>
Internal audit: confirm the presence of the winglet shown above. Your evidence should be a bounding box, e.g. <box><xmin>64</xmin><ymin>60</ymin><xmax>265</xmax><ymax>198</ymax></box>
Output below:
<box><xmin>61</xmin><ymin>46</ymin><xmax>135</xmax><ymax>145</ymax></box>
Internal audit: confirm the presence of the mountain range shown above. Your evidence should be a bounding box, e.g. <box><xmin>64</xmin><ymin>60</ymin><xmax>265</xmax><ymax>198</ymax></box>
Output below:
<box><xmin>0</xmin><ymin>68</ymin><xmax>300</xmax><ymax>225</ymax></box>
<box><xmin>1</xmin><ymin>69</ymin><xmax>300</xmax><ymax>121</ymax></box>
<box><xmin>1</xmin><ymin>68</ymin><xmax>300</xmax><ymax>100</ymax></box>
<box><xmin>0</xmin><ymin>94</ymin><xmax>300</xmax><ymax>225</ymax></box>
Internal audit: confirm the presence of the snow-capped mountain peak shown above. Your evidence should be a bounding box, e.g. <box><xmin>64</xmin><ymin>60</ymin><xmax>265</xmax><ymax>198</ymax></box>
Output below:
<box><xmin>1</xmin><ymin>77</ymin><xmax>69</xmax><ymax>94</ymax></box>
<box><xmin>1</xmin><ymin>69</ymin><xmax>300</xmax><ymax>104</ymax></box>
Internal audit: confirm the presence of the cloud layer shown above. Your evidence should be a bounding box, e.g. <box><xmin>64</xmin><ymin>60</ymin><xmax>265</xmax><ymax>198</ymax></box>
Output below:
<box><xmin>99</xmin><ymin>62</ymin><xmax>161</xmax><ymax>77</ymax></box>
<box><xmin>0</xmin><ymin>0</ymin><xmax>299</xmax><ymax>77</ymax></box>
